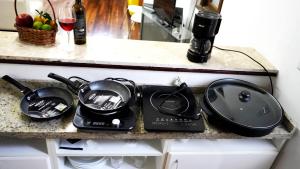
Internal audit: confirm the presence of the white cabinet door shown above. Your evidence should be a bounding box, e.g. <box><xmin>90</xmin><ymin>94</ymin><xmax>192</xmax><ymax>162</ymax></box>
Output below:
<box><xmin>165</xmin><ymin>152</ymin><xmax>277</xmax><ymax>169</ymax></box>
<box><xmin>0</xmin><ymin>157</ymin><xmax>51</xmax><ymax>169</ymax></box>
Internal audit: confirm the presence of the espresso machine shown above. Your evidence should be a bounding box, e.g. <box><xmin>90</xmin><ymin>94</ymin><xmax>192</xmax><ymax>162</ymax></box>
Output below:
<box><xmin>187</xmin><ymin>11</ymin><xmax>222</xmax><ymax>63</ymax></box>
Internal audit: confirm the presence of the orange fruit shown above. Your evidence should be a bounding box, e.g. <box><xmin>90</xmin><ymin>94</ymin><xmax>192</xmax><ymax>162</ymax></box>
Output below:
<box><xmin>34</xmin><ymin>16</ymin><xmax>43</xmax><ymax>22</ymax></box>
<box><xmin>41</xmin><ymin>17</ymin><xmax>48</xmax><ymax>24</ymax></box>
<box><xmin>50</xmin><ymin>20</ymin><xmax>57</xmax><ymax>29</ymax></box>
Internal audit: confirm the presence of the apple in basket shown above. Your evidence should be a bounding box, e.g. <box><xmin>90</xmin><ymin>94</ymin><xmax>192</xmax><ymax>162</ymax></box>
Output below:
<box><xmin>16</xmin><ymin>13</ymin><xmax>33</xmax><ymax>28</ymax></box>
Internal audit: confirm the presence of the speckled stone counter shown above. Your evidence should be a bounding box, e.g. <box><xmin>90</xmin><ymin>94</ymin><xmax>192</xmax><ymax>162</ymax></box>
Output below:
<box><xmin>0</xmin><ymin>80</ymin><xmax>295</xmax><ymax>140</ymax></box>
<box><xmin>0</xmin><ymin>31</ymin><xmax>277</xmax><ymax>76</ymax></box>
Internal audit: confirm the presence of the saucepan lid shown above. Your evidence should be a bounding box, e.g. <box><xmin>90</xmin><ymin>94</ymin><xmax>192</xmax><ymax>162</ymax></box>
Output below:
<box><xmin>204</xmin><ymin>78</ymin><xmax>282</xmax><ymax>129</ymax></box>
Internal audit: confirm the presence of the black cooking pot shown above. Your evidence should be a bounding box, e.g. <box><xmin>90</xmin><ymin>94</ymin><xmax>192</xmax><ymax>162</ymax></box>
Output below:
<box><xmin>48</xmin><ymin>73</ymin><xmax>133</xmax><ymax>115</ymax></box>
<box><xmin>200</xmin><ymin>78</ymin><xmax>283</xmax><ymax>137</ymax></box>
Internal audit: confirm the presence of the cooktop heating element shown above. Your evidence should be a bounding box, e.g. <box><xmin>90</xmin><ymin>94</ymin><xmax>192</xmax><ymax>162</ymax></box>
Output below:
<box><xmin>142</xmin><ymin>85</ymin><xmax>205</xmax><ymax>132</ymax></box>
<box><xmin>150</xmin><ymin>91</ymin><xmax>189</xmax><ymax>117</ymax></box>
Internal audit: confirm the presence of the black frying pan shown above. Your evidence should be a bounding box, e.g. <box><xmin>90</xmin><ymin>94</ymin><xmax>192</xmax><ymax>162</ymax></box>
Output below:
<box><xmin>48</xmin><ymin>73</ymin><xmax>132</xmax><ymax>115</ymax></box>
<box><xmin>2</xmin><ymin>75</ymin><xmax>74</xmax><ymax>120</ymax></box>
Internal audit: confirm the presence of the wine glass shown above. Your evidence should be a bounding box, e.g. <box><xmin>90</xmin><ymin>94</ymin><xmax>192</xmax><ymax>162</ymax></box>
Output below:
<box><xmin>58</xmin><ymin>6</ymin><xmax>76</xmax><ymax>46</ymax></box>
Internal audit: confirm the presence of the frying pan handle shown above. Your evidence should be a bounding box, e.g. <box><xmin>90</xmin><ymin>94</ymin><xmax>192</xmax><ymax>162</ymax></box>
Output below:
<box><xmin>2</xmin><ymin>75</ymin><xmax>32</xmax><ymax>95</ymax></box>
<box><xmin>48</xmin><ymin>73</ymin><xmax>80</xmax><ymax>91</ymax></box>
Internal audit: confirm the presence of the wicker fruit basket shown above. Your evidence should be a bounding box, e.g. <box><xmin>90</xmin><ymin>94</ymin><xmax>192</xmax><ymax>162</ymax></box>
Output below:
<box><xmin>14</xmin><ymin>0</ymin><xmax>57</xmax><ymax>45</ymax></box>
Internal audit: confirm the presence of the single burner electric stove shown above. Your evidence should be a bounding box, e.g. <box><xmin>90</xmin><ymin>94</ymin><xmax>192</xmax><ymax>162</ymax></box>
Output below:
<box><xmin>142</xmin><ymin>85</ymin><xmax>205</xmax><ymax>132</ymax></box>
<box><xmin>72</xmin><ymin>84</ymin><xmax>138</xmax><ymax>131</ymax></box>
<box><xmin>73</xmin><ymin>103</ymin><xmax>137</xmax><ymax>131</ymax></box>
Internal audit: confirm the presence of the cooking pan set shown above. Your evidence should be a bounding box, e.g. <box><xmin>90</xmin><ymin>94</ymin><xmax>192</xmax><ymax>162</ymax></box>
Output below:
<box><xmin>47</xmin><ymin>73</ymin><xmax>136</xmax><ymax>116</ymax></box>
<box><xmin>2</xmin><ymin>74</ymin><xmax>283</xmax><ymax>137</ymax></box>
<box><xmin>2</xmin><ymin>73</ymin><xmax>136</xmax><ymax>120</ymax></box>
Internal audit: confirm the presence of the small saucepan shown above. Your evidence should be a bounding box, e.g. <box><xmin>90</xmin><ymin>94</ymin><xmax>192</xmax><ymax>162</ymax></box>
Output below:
<box><xmin>48</xmin><ymin>73</ymin><xmax>132</xmax><ymax>115</ymax></box>
<box><xmin>2</xmin><ymin>75</ymin><xmax>73</xmax><ymax>120</ymax></box>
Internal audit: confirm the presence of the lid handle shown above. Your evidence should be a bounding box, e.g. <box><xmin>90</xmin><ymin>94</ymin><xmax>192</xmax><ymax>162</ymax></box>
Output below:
<box><xmin>239</xmin><ymin>90</ymin><xmax>251</xmax><ymax>102</ymax></box>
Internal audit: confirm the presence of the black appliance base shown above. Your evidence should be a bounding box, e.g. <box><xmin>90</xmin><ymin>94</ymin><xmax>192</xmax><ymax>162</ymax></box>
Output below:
<box><xmin>73</xmin><ymin>103</ymin><xmax>136</xmax><ymax>131</ymax></box>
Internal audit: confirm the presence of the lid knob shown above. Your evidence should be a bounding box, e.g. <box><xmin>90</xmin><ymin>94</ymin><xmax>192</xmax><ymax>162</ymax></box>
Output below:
<box><xmin>239</xmin><ymin>90</ymin><xmax>251</xmax><ymax>102</ymax></box>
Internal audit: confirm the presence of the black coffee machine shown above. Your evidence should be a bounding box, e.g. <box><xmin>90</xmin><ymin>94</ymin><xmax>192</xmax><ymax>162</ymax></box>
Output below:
<box><xmin>187</xmin><ymin>11</ymin><xmax>222</xmax><ymax>63</ymax></box>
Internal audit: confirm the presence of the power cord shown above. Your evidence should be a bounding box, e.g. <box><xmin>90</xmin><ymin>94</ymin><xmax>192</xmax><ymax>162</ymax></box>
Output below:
<box><xmin>67</xmin><ymin>76</ymin><xmax>89</xmax><ymax>95</ymax></box>
<box><xmin>213</xmin><ymin>46</ymin><xmax>274</xmax><ymax>95</ymax></box>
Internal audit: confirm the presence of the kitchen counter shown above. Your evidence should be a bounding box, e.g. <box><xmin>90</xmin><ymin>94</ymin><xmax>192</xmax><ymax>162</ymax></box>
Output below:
<box><xmin>0</xmin><ymin>80</ymin><xmax>295</xmax><ymax>140</ymax></box>
<box><xmin>0</xmin><ymin>31</ymin><xmax>277</xmax><ymax>76</ymax></box>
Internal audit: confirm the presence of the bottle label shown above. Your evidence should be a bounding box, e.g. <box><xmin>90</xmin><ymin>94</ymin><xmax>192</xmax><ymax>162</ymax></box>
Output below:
<box><xmin>74</xmin><ymin>14</ymin><xmax>86</xmax><ymax>41</ymax></box>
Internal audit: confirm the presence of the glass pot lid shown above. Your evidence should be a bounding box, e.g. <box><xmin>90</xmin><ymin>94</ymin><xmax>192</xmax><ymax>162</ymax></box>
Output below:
<box><xmin>204</xmin><ymin>79</ymin><xmax>282</xmax><ymax>129</ymax></box>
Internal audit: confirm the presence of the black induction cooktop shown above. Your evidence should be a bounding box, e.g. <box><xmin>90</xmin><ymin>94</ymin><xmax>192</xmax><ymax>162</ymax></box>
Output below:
<box><xmin>142</xmin><ymin>85</ymin><xmax>205</xmax><ymax>132</ymax></box>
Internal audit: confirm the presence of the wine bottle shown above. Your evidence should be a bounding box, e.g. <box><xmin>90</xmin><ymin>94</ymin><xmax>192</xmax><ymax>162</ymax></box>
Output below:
<box><xmin>72</xmin><ymin>0</ymin><xmax>86</xmax><ymax>44</ymax></box>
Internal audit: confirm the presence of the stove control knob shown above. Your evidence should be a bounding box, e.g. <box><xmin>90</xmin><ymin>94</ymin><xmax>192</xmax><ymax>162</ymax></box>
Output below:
<box><xmin>112</xmin><ymin>119</ymin><xmax>121</xmax><ymax>128</ymax></box>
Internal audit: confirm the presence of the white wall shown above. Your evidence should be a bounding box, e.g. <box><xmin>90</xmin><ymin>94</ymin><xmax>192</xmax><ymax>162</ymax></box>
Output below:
<box><xmin>215</xmin><ymin>1</ymin><xmax>300</xmax><ymax>169</ymax></box>
<box><xmin>0</xmin><ymin>0</ymin><xmax>27</xmax><ymax>30</ymax></box>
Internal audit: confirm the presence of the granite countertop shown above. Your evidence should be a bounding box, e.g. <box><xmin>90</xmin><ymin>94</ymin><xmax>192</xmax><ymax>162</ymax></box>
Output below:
<box><xmin>0</xmin><ymin>80</ymin><xmax>295</xmax><ymax>140</ymax></box>
<box><xmin>0</xmin><ymin>31</ymin><xmax>277</xmax><ymax>75</ymax></box>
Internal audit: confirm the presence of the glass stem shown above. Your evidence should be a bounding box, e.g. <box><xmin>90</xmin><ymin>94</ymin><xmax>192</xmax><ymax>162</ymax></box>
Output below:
<box><xmin>67</xmin><ymin>31</ymin><xmax>70</xmax><ymax>45</ymax></box>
